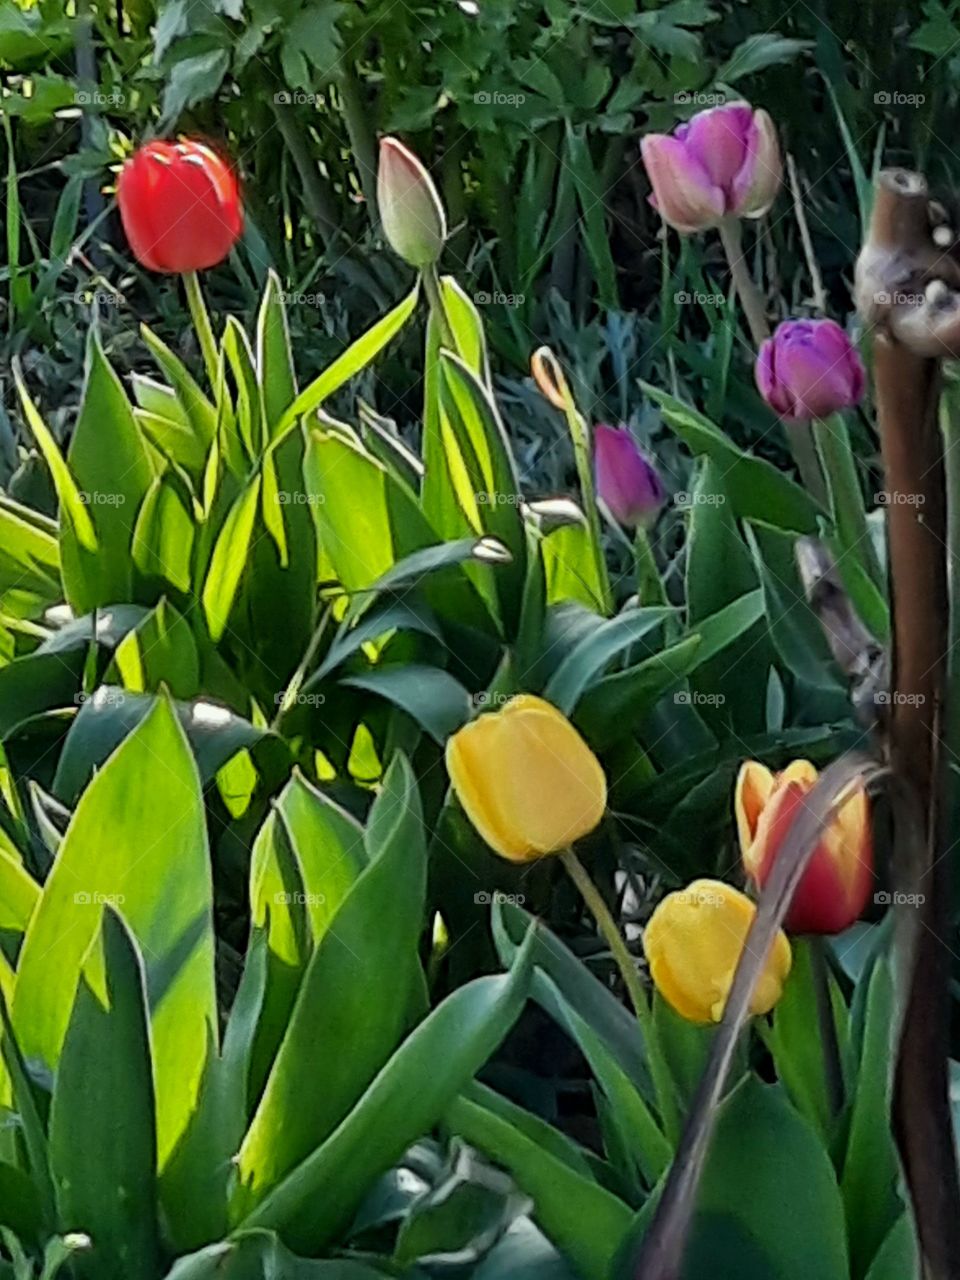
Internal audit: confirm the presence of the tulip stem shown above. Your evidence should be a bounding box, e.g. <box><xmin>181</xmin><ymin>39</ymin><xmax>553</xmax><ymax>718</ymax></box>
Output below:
<box><xmin>560</xmin><ymin>847</ymin><xmax>680</xmax><ymax>1141</ymax></box>
<box><xmin>183</xmin><ymin>271</ymin><xmax>219</xmax><ymax>393</ymax></box>
<box><xmin>423</xmin><ymin>266</ymin><xmax>455</xmax><ymax>351</ymax></box>
<box><xmin>717</xmin><ymin>219</ymin><xmax>826</xmax><ymax>505</ymax></box>
<box><xmin>810</xmin><ymin>938</ymin><xmax>844</xmax><ymax>1118</ymax></box>
<box><xmin>634</xmin><ymin>525</ymin><xmax>669</xmax><ymax>608</ymax></box>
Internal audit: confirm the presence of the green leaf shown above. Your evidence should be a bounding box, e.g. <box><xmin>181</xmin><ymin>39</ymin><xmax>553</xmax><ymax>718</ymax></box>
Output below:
<box><xmin>49</xmin><ymin>911</ymin><xmax>159</xmax><ymax>1280</ymax></box>
<box><xmin>841</xmin><ymin>954</ymin><xmax>902</xmax><ymax>1278</ymax></box>
<box><xmin>67</xmin><ymin>333</ymin><xmax>155</xmax><ymax>605</ymax></box>
<box><xmin>258</xmin><ymin>271</ymin><xmax>297</xmax><ymax>439</ymax></box>
<box><xmin>642</xmin><ymin>383</ymin><xmax>819</xmax><ymax>534</ymax></box>
<box><xmin>492</xmin><ymin>902</ymin><xmax>649</xmax><ymax>1095</ymax></box>
<box><xmin>745</xmin><ymin>521</ymin><xmax>845</xmax><ymax>693</ymax></box>
<box><xmin>543</xmin><ymin>607</ymin><xmax>672</xmax><ymax>713</ymax></box>
<box><xmin>627</xmin><ymin>1078</ymin><xmax>849</xmax><ymax>1280</ymax></box>
<box><xmin>14</xmin><ymin>362</ymin><xmax>97</xmax><ymax>556</ymax></box>
<box><xmin>718</xmin><ymin>33</ymin><xmax>812</xmax><ymax>81</ymax></box>
<box><xmin>341</xmin><ymin>665</ymin><xmax>471</xmax><ymax>743</ymax></box>
<box><xmin>202</xmin><ymin>475</ymin><xmax>261</xmax><ymax>641</ymax></box>
<box><xmin>575</xmin><ymin>592</ymin><xmax>764</xmax><ymax>745</ymax></box>
<box><xmin>864</xmin><ymin>1216</ymin><xmax>919</xmax><ymax>1280</ymax></box>
<box><xmin>235</xmin><ymin>756</ymin><xmax>427</xmax><ymax>1210</ymax></box>
<box><xmin>0</xmin><ymin>844</ymin><xmax>39</xmax><ymax>932</ymax></box>
<box><xmin>565</xmin><ymin>123</ymin><xmax>618</xmax><ymax>308</ymax></box>
<box><xmin>447</xmin><ymin>1090</ymin><xmax>631</xmax><ymax>1279</ymax></box>
<box><xmin>161</xmin><ymin>48</ymin><xmax>229</xmax><ymax>122</ymax></box>
<box><xmin>273</xmin><ymin>285</ymin><xmax>419</xmax><ymax>441</ymax></box>
<box><xmin>0</xmin><ymin>494</ymin><xmax>60</xmax><ymax>620</ymax></box>
<box><xmin>140</xmin><ymin>325</ymin><xmax>218</xmax><ymax>452</ymax></box>
<box><xmin>241</xmin><ymin>938</ymin><xmax>535</xmax><ymax>1251</ymax></box>
<box><xmin>52</xmin><ymin>688</ymin><xmax>274</xmax><ymax>805</ymax></box>
<box><xmin>132</xmin><ymin>475</ymin><xmax>196</xmax><ymax>595</ymax></box>
<box><xmin>14</xmin><ymin>699</ymin><xmax>217</xmax><ymax>1168</ymax></box>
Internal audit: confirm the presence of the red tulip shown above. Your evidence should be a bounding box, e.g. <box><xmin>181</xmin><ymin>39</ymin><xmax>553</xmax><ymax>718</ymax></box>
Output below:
<box><xmin>118</xmin><ymin>139</ymin><xmax>242</xmax><ymax>274</ymax></box>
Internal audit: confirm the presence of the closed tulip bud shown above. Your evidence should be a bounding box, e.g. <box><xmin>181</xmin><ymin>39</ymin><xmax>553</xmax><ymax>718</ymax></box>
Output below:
<box><xmin>594</xmin><ymin>424</ymin><xmax>665</xmax><ymax>527</ymax></box>
<box><xmin>640</xmin><ymin>102</ymin><xmax>781</xmax><ymax>234</ymax></box>
<box><xmin>377</xmin><ymin>137</ymin><xmax>447</xmax><ymax>269</ymax></box>
<box><xmin>643</xmin><ymin>878</ymin><xmax>792</xmax><ymax>1024</ymax></box>
<box><xmin>736</xmin><ymin>760</ymin><xmax>873</xmax><ymax>935</ymax></box>
<box><xmin>756</xmin><ymin>319</ymin><xmax>865</xmax><ymax>422</ymax></box>
<box><xmin>445</xmin><ymin>695</ymin><xmax>606</xmax><ymax>862</ymax></box>
<box><xmin>118</xmin><ymin>139</ymin><xmax>242</xmax><ymax>274</ymax></box>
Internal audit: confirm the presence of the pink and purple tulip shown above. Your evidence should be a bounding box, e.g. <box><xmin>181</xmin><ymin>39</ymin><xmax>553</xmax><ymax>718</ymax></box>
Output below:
<box><xmin>756</xmin><ymin>319</ymin><xmax>865</xmax><ymax>422</ymax></box>
<box><xmin>640</xmin><ymin>102</ymin><xmax>781</xmax><ymax>234</ymax></box>
<box><xmin>594</xmin><ymin>424</ymin><xmax>665</xmax><ymax>527</ymax></box>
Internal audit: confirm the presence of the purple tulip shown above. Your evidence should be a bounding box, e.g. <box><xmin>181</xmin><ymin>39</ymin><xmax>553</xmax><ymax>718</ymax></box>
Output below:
<box><xmin>594</xmin><ymin>425</ymin><xmax>665</xmax><ymax>527</ymax></box>
<box><xmin>756</xmin><ymin>319</ymin><xmax>865</xmax><ymax>422</ymax></box>
<box><xmin>640</xmin><ymin>102</ymin><xmax>781</xmax><ymax>234</ymax></box>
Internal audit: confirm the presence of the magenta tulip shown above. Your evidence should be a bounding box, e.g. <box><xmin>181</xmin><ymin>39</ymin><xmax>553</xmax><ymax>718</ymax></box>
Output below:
<box><xmin>756</xmin><ymin>319</ymin><xmax>865</xmax><ymax>422</ymax></box>
<box><xmin>594</xmin><ymin>425</ymin><xmax>665</xmax><ymax>527</ymax></box>
<box><xmin>641</xmin><ymin>102</ymin><xmax>781</xmax><ymax>234</ymax></box>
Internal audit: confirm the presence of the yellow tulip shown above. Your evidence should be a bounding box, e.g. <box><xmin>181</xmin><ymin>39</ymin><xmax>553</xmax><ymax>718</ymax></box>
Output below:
<box><xmin>643</xmin><ymin>878</ymin><xmax>792</xmax><ymax>1024</ymax></box>
<box><xmin>445</xmin><ymin>694</ymin><xmax>607</xmax><ymax>861</ymax></box>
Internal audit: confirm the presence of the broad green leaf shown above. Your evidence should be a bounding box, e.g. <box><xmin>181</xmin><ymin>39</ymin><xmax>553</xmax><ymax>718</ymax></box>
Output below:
<box><xmin>141</xmin><ymin>325</ymin><xmax>217</xmax><ymax>451</ymax></box>
<box><xmin>745</xmin><ymin>521</ymin><xmax>845</xmax><ymax>694</ymax></box>
<box><xmin>447</xmin><ymin>1090</ymin><xmax>631</xmax><ymax>1280</ymax></box>
<box><xmin>108</xmin><ymin>600</ymin><xmax>201</xmax><ymax>699</ymax></box>
<box><xmin>0</xmin><ymin>494</ymin><xmax>60</xmax><ymax>620</ymax></box>
<box><xmin>541</xmin><ymin>521</ymin><xmax>609</xmax><ymax>613</ymax></box>
<box><xmin>67</xmin><ymin>333</ymin><xmax>155</xmax><ymax>604</ymax></box>
<box><xmin>543</xmin><ymin>606</ymin><xmax>672</xmax><ymax>713</ymax></box>
<box><xmin>14</xmin><ymin>698</ymin><xmax>217</xmax><ymax>1168</ymax></box>
<box><xmin>235</xmin><ymin>756</ymin><xmax>427</xmax><ymax>1210</ymax></box>
<box><xmin>202</xmin><ymin>475</ymin><xmax>261</xmax><ymax>641</ymax></box>
<box><xmin>273</xmin><ymin>284</ymin><xmax>419</xmax><ymax>440</ymax></box>
<box><xmin>575</xmin><ymin>591</ymin><xmax>765</xmax><ymax>745</ymax></box>
<box><xmin>642</xmin><ymin>383</ymin><xmax>819</xmax><ymax>534</ymax></box>
<box><xmin>304</xmin><ymin>429</ymin><xmax>435</xmax><ymax>592</ymax></box>
<box><xmin>162</xmin><ymin>1230</ymin><xmax>402</xmax><ymax>1280</ymax></box>
<box><xmin>492</xmin><ymin>902</ymin><xmax>649</xmax><ymax>1095</ymax></box>
<box><xmin>14</xmin><ymin>362</ymin><xmax>97</xmax><ymax>557</ymax></box>
<box><xmin>49</xmin><ymin>911</ymin><xmax>159</xmax><ymax>1280</ymax></box>
<box><xmin>132</xmin><ymin>475</ymin><xmax>195</xmax><ymax>595</ymax></box>
<box><xmin>627</xmin><ymin>1078</ymin><xmax>849</xmax><ymax>1280</ymax></box>
<box><xmin>341</xmin><ymin>664</ymin><xmax>472</xmax><ymax>743</ymax></box>
<box><xmin>0</xmin><ymin>647</ymin><xmax>87</xmax><ymax>740</ymax></box>
<box><xmin>0</xmin><ymin>845</ymin><xmax>39</xmax><ymax>932</ymax></box>
<box><xmin>53</xmin><ymin>688</ymin><xmax>274</xmax><ymax>805</ymax></box>
<box><xmin>241</xmin><ymin>940</ymin><xmax>535</xmax><ymax>1251</ymax></box>
<box><xmin>841</xmin><ymin>954</ymin><xmax>901</xmax><ymax>1278</ymax></box>
<box><xmin>257</xmin><ymin>271</ymin><xmax>297</xmax><ymax>439</ymax></box>
<box><xmin>864</xmin><ymin>1216</ymin><xmax>919</xmax><ymax>1280</ymax></box>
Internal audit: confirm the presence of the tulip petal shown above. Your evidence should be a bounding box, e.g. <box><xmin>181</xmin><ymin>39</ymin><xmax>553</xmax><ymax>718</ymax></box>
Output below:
<box><xmin>445</xmin><ymin>715</ymin><xmax>533</xmax><ymax>861</ymax></box>
<box><xmin>735</xmin><ymin>760</ymin><xmax>777</xmax><ymax>872</ymax></box>
<box><xmin>497</xmin><ymin>696</ymin><xmax>607</xmax><ymax>855</ymax></box>
<box><xmin>644</xmin><ymin>878</ymin><xmax>791</xmax><ymax>1024</ymax></box>
<box><xmin>732</xmin><ymin>108</ymin><xmax>782</xmax><ymax>218</ymax></box>
<box><xmin>641</xmin><ymin>135</ymin><xmax>726</xmax><ymax>233</ymax></box>
<box><xmin>681</xmin><ymin>103</ymin><xmax>753</xmax><ymax>194</ymax></box>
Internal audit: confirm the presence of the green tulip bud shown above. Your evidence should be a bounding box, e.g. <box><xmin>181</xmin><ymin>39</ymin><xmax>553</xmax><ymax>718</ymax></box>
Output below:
<box><xmin>377</xmin><ymin>137</ymin><xmax>447</xmax><ymax>268</ymax></box>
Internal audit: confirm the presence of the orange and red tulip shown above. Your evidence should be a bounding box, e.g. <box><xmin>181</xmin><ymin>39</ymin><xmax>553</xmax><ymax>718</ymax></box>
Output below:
<box><xmin>736</xmin><ymin>759</ymin><xmax>873</xmax><ymax>935</ymax></box>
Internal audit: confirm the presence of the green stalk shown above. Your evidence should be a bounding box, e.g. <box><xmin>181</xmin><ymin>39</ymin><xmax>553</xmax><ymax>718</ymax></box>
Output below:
<box><xmin>423</xmin><ymin>265</ymin><xmax>454</xmax><ymax>350</ymax></box>
<box><xmin>183</xmin><ymin>271</ymin><xmax>219</xmax><ymax>393</ymax></box>
<box><xmin>718</xmin><ymin>218</ymin><xmax>826</xmax><ymax>505</ymax></box>
<box><xmin>634</xmin><ymin>525</ymin><xmax>668</xmax><ymax>607</ymax></box>
<box><xmin>560</xmin><ymin>847</ymin><xmax>680</xmax><ymax>1142</ymax></box>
